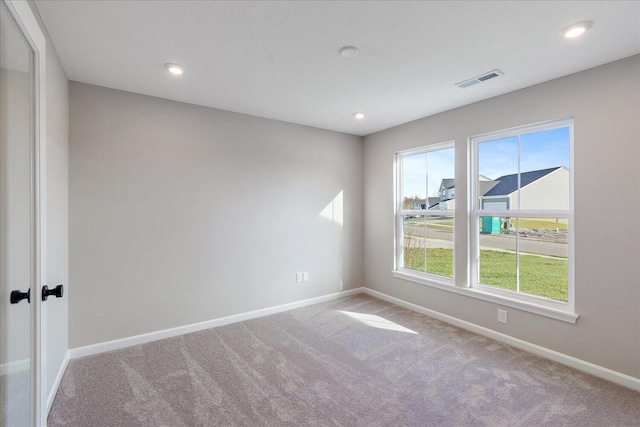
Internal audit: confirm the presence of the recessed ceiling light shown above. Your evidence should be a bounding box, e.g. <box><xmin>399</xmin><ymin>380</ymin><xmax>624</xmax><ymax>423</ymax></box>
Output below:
<box><xmin>353</xmin><ymin>112</ymin><xmax>365</xmax><ymax>120</ymax></box>
<box><xmin>562</xmin><ymin>21</ymin><xmax>593</xmax><ymax>38</ymax></box>
<box><xmin>339</xmin><ymin>46</ymin><xmax>359</xmax><ymax>58</ymax></box>
<box><xmin>164</xmin><ymin>63</ymin><xmax>183</xmax><ymax>75</ymax></box>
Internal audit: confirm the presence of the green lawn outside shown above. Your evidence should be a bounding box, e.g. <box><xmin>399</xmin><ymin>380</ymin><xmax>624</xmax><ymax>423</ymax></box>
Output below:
<box><xmin>404</xmin><ymin>247</ymin><xmax>567</xmax><ymax>301</ymax></box>
<box><xmin>404</xmin><ymin>246</ymin><xmax>454</xmax><ymax>278</ymax></box>
<box><xmin>404</xmin><ymin>219</ymin><xmax>454</xmax><ymax>227</ymax></box>
<box><xmin>503</xmin><ymin>218</ymin><xmax>568</xmax><ymax>231</ymax></box>
<box><xmin>403</xmin><ymin>218</ymin><xmax>454</xmax><ymax>230</ymax></box>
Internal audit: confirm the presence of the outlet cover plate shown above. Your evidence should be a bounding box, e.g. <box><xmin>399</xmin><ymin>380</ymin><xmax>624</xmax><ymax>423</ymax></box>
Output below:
<box><xmin>498</xmin><ymin>309</ymin><xmax>507</xmax><ymax>324</ymax></box>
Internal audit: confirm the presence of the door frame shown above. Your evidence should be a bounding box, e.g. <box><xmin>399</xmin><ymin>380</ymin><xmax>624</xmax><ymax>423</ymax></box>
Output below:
<box><xmin>1</xmin><ymin>1</ymin><xmax>47</xmax><ymax>424</ymax></box>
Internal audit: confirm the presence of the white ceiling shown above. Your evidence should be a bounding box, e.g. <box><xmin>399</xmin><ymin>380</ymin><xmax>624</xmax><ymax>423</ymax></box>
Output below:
<box><xmin>34</xmin><ymin>1</ymin><xmax>640</xmax><ymax>136</ymax></box>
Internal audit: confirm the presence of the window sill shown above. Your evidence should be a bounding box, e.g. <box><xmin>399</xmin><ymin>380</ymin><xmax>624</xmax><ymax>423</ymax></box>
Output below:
<box><xmin>392</xmin><ymin>270</ymin><xmax>579</xmax><ymax>324</ymax></box>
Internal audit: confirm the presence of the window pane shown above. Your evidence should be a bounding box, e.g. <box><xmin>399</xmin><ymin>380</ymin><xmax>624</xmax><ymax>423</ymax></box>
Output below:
<box><xmin>478</xmin><ymin>216</ymin><xmax>568</xmax><ymax>302</ymax></box>
<box><xmin>427</xmin><ymin>148</ymin><xmax>455</xmax><ymax>210</ymax></box>
<box><xmin>402</xmin><ymin>153</ymin><xmax>427</xmax><ymax>209</ymax></box>
<box><xmin>472</xmin><ymin>120</ymin><xmax>572</xmax><ymax>309</ymax></box>
<box><xmin>517</xmin><ymin>217</ymin><xmax>568</xmax><ymax>301</ymax></box>
<box><xmin>478</xmin><ymin>137</ymin><xmax>518</xmax><ymax>210</ymax></box>
<box><xmin>519</xmin><ymin>127</ymin><xmax>570</xmax><ymax>211</ymax></box>
<box><xmin>401</xmin><ymin>146</ymin><xmax>455</xmax><ymax>211</ymax></box>
<box><xmin>403</xmin><ymin>215</ymin><xmax>453</xmax><ymax>278</ymax></box>
<box><xmin>478</xmin><ymin>216</ymin><xmax>517</xmax><ymax>291</ymax></box>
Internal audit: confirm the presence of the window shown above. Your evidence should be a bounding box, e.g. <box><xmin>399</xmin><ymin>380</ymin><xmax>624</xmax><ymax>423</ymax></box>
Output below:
<box><xmin>393</xmin><ymin>119</ymin><xmax>576</xmax><ymax>322</ymax></box>
<box><xmin>471</xmin><ymin>119</ymin><xmax>573</xmax><ymax>312</ymax></box>
<box><xmin>395</xmin><ymin>142</ymin><xmax>455</xmax><ymax>282</ymax></box>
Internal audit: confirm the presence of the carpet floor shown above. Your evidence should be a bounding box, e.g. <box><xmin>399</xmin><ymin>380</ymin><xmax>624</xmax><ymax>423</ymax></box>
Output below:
<box><xmin>49</xmin><ymin>294</ymin><xmax>640</xmax><ymax>426</ymax></box>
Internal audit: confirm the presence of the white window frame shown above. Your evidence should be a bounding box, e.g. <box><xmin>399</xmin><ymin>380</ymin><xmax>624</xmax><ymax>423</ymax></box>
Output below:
<box><xmin>393</xmin><ymin>121</ymin><xmax>577</xmax><ymax>324</ymax></box>
<box><xmin>394</xmin><ymin>141</ymin><xmax>455</xmax><ymax>286</ymax></box>
<box><xmin>470</xmin><ymin>118</ymin><xmax>575</xmax><ymax>318</ymax></box>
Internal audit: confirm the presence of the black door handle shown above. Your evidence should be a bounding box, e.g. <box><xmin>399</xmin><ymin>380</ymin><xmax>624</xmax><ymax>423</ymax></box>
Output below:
<box><xmin>10</xmin><ymin>289</ymin><xmax>30</xmax><ymax>304</ymax></box>
<box><xmin>42</xmin><ymin>284</ymin><xmax>63</xmax><ymax>301</ymax></box>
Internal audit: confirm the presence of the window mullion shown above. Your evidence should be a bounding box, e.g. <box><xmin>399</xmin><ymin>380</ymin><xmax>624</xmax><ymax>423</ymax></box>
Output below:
<box><xmin>422</xmin><ymin>216</ymin><xmax>427</xmax><ymax>274</ymax></box>
<box><xmin>516</xmin><ymin>217</ymin><xmax>520</xmax><ymax>293</ymax></box>
<box><xmin>516</xmin><ymin>133</ymin><xmax>521</xmax><ymax>294</ymax></box>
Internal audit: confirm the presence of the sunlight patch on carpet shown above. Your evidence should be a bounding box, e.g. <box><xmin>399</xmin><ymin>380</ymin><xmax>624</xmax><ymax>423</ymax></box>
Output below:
<box><xmin>338</xmin><ymin>311</ymin><xmax>417</xmax><ymax>334</ymax></box>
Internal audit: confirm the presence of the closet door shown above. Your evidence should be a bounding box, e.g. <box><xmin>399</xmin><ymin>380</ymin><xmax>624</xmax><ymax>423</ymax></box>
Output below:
<box><xmin>0</xmin><ymin>1</ymin><xmax>46</xmax><ymax>425</ymax></box>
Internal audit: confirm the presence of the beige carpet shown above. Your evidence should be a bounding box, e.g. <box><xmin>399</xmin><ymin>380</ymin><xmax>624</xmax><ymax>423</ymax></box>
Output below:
<box><xmin>49</xmin><ymin>294</ymin><xmax>640</xmax><ymax>426</ymax></box>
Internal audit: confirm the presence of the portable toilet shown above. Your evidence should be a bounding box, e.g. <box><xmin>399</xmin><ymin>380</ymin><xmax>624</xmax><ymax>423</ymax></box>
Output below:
<box><xmin>481</xmin><ymin>216</ymin><xmax>501</xmax><ymax>234</ymax></box>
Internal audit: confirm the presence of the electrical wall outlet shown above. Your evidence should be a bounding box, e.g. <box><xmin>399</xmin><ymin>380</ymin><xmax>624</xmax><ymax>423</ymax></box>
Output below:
<box><xmin>498</xmin><ymin>309</ymin><xmax>507</xmax><ymax>324</ymax></box>
<box><xmin>296</xmin><ymin>272</ymin><xmax>303</xmax><ymax>283</ymax></box>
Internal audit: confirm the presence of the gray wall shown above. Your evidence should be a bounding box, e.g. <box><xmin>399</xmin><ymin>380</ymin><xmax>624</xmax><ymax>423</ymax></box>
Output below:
<box><xmin>44</xmin><ymin>37</ymin><xmax>69</xmax><ymax>398</ymax></box>
<box><xmin>69</xmin><ymin>83</ymin><xmax>363</xmax><ymax>348</ymax></box>
<box><xmin>363</xmin><ymin>56</ymin><xmax>640</xmax><ymax>378</ymax></box>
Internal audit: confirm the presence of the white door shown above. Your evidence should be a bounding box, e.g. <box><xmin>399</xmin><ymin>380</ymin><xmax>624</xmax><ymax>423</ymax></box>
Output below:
<box><xmin>0</xmin><ymin>1</ymin><xmax>46</xmax><ymax>425</ymax></box>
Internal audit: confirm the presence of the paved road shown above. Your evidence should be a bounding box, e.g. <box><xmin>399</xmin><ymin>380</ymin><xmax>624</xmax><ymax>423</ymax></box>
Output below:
<box><xmin>404</xmin><ymin>225</ymin><xmax>567</xmax><ymax>258</ymax></box>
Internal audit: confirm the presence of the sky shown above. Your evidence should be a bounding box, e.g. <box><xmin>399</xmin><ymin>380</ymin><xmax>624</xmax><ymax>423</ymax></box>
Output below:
<box><xmin>402</xmin><ymin>147</ymin><xmax>454</xmax><ymax>199</ymax></box>
<box><xmin>402</xmin><ymin>126</ymin><xmax>570</xmax><ymax>199</ymax></box>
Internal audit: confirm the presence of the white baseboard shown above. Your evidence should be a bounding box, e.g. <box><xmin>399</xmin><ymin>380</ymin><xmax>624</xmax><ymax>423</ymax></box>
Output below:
<box><xmin>47</xmin><ymin>350</ymin><xmax>70</xmax><ymax>414</ymax></box>
<box><xmin>66</xmin><ymin>286</ymin><xmax>639</xmax><ymax>392</ymax></box>
<box><xmin>70</xmin><ymin>287</ymin><xmax>366</xmax><ymax>360</ymax></box>
<box><xmin>363</xmin><ymin>288</ymin><xmax>640</xmax><ymax>392</ymax></box>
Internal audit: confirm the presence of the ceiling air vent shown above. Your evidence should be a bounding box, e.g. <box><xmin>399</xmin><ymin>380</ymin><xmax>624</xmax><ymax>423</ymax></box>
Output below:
<box><xmin>455</xmin><ymin>69</ymin><xmax>504</xmax><ymax>89</ymax></box>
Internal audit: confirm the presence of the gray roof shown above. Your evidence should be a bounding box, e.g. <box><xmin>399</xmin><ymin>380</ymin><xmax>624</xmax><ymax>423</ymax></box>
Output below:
<box><xmin>427</xmin><ymin>197</ymin><xmax>440</xmax><ymax>208</ymax></box>
<box><xmin>483</xmin><ymin>167</ymin><xmax>561</xmax><ymax>197</ymax></box>
<box><xmin>440</xmin><ymin>179</ymin><xmax>455</xmax><ymax>190</ymax></box>
<box><xmin>479</xmin><ymin>180</ymin><xmax>499</xmax><ymax>196</ymax></box>
<box><xmin>438</xmin><ymin>180</ymin><xmax>498</xmax><ymax>196</ymax></box>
